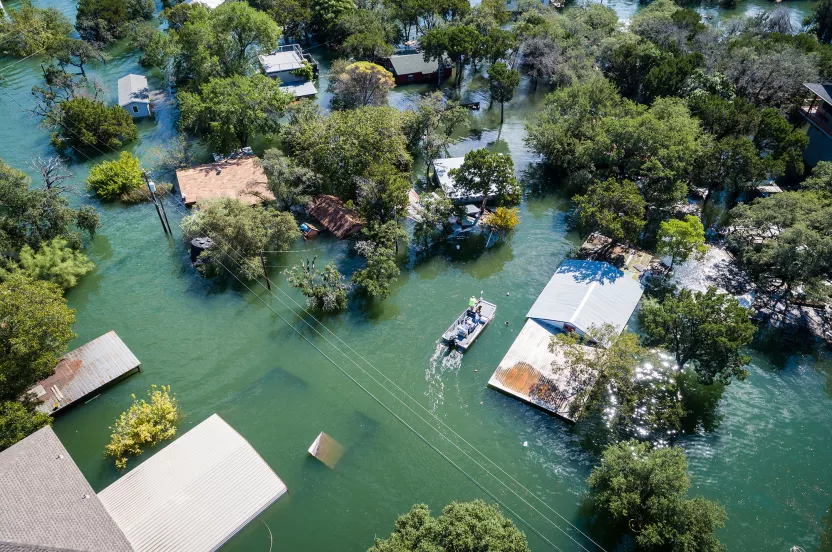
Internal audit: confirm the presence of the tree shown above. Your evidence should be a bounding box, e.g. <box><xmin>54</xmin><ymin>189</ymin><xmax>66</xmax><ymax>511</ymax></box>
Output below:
<box><xmin>753</xmin><ymin>108</ymin><xmax>809</xmax><ymax>181</ymax></box>
<box><xmin>413</xmin><ymin>193</ymin><xmax>453</xmax><ymax>249</ymax></box>
<box><xmin>260</xmin><ymin>148</ymin><xmax>320</xmax><ymax>210</ymax></box>
<box><xmin>48</xmin><ymin>37</ymin><xmax>104</xmax><ymax>78</ymax></box>
<box><xmin>449</xmin><ymin>149</ymin><xmax>520</xmax><ymax>214</ymax></box>
<box><xmin>482</xmin><ymin>207</ymin><xmax>520</xmax><ymax>243</ymax></box>
<box><xmin>402</xmin><ymin>92</ymin><xmax>467</xmax><ymax>172</ymax></box>
<box><xmin>75</xmin><ymin>0</ymin><xmax>154</xmax><ymax>44</ymax></box>
<box><xmin>588</xmin><ymin>440</ymin><xmax>727</xmax><ymax>552</ymax></box>
<box><xmin>330</xmin><ymin>61</ymin><xmax>395</xmax><ymax>109</ymax></box>
<box><xmin>351</xmin><ymin>221</ymin><xmax>407</xmax><ymax>299</ymax></box>
<box><xmin>0</xmin><ymin>273</ymin><xmax>75</xmax><ymax>402</ymax></box>
<box><xmin>803</xmin><ymin>161</ymin><xmax>832</xmax><ymax>194</ymax></box>
<box><xmin>639</xmin><ymin>287</ymin><xmax>755</xmax><ymax>385</ymax></box>
<box><xmin>369</xmin><ymin>500</ymin><xmax>530</xmax><ymax>552</ymax></box>
<box><xmin>693</xmin><ymin>137</ymin><xmax>763</xmax><ymax>205</ymax></box>
<box><xmin>722</xmin><ymin>45</ymin><xmax>818</xmax><ymax>111</ymax></box>
<box><xmin>0</xmin><ymin>401</ymin><xmax>52</xmax><ymax>452</ymax></box>
<box><xmin>806</xmin><ymin>0</ymin><xmax>832</xmax><ymax>44</ymax></box>
<box><xmin>421</xmin><ymin>25</ymin><xmax>481</xmax><ymax>87</ymax></box>
<box><xmin>355</xmin><ymin>164</ymin><xmax>410</xmax><ymax>224</ymax></box>
<box><xmin>181</xmin><ymin>198</ymin><xmax>300</xmax><ymax>280</ymax></box>
<box><xmin>573</xmin><ymin>178</ymin><xmax>646</xmax><ymax>244</ymax></box>
<box><xmin>656</xmin><ymin>215</ymin><xmax>707</xmax><ymax>270</ymax></box>
<box><xmin>600</xmin><ymin>34</ymin><xmax>661</xmax><ymax>100</ymax></box>
<box><xmin>311</xmin><ymin>0</ymin><xmax>356</xmax><ymax>38</ymax></box>
<box><xmin>86</xmin><ymin>152</ymin><xmax>144</xmax><ymax>201</ymax></box>
<box><xmin>552</xmin><ymin>325</ymin><xmax>684</xmax><ymax>434</ymax></box>
<box><xmin>105</xmin><ymin>385</ymin><xmax>178</xmax><ymax>469</ymax></box>
<box><xmin>332</xmin><ymin>8</ymin><xmax>398</xmax><ymax>61</ymax></box>
<box><xmin>179</xmin><ymin>74</ymin><xmax>293</xmax><ymax>154</ymax></box>
<box><xmin>263</xmin><ymin>0</ymin><xmax>313</xmax><ymax>44</ymax></box>
<box><xmin>687</xmin><ymin>94</ymin><xmax>760</xmax><ymax>140</ymax></box>
<box><xmin>0</xmin><ymin>0</ymin><xmax>72</xmax><ymax>57</ymax></box>
<box><xmin>19</xmin><ymin>238</ymin><xmax>94</xmax><ymax>290</ymax></box>
<box><xmin>48</xmin><ymin>96</ymin><xmax>138</xmax><ymax>153</ymax></box>
<box><xmin>285</xmin><ymin>259</ymin><xmax>349</xmax><ymax>311</ymax></box>
<box><xmin>488</xmin><ymin>62</ymin><xmax>520</xmax><ymax>124</ymax></box>
<box><xmin>642</xmin><ymin>52</ymin><xmax>702</xmax><ymax>102</ymax></box>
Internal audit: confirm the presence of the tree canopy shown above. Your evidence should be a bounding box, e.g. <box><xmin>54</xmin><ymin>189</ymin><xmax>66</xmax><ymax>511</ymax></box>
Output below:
<box><xmin>285</xmin><ymin>259</ymin><xmax>349</xmax><ymax>311</ymax></box>
<box><xmin>573</xmin><ymin>178</ymin><xmax>646</xmax><ymax>244</ymax></box>
<box><xmin>449</xmin><ymin>149</ymin><xmax>520</xmax><ymax>214</ymax></box>
<box><xmin>488</xmin><ymin>62</ymin><xmax>520</xmax><ymax>124</ymax></box>
<box><xmin>105</xmin><ymin>385</ymin><xmax>178</xmax><ymax>469</ymax></box>
<box><xmin>86</xmin><ymin>152</ymin><xmax>144</xmax><ymax>201</ymax></box>
<box><xmin>656</xmin><ymin>215</ymin><xmax>707</xmax><ymax>270</ymax></box>
<box><xmin>0</xmin><ymin>400</ymin><xmax>52</xmax><ymax>452</ymax></box>
<box><xmin>0</xmin><ymin>0</ymin><xmax>72</xmax><ymax>57</ymax></box>
<box><xmin>76</xmin><ymin>0</ymin><xmax>154</xmax><ymax>44</ymax></box>
<box><xmin>330</xmin><ymin>61</ymin><xmax>395</xmax><ymax>110</ymax></box>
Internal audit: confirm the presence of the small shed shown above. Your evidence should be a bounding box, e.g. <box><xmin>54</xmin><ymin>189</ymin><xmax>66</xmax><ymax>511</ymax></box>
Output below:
<box><xmin>98</xmin><ymin>414</ymin><xmax>288</xmax><ymax>552</ymax></box>
<box><xmin>117</xmin><ymin>74</ymin><xmax>151</xmax><ymax>118</ymax></box>
<box><xmin>307</xmin><ymin>195</ymin><xmax>364</xmax><ymax>239</ymax></box>
<box><xmin>29</xmin><ymin>331</ymin><xmax>141</xmax><ymax>415</ymax></box>
<box><xmin>387</xmin><ymin>53</ymin><xmax>450</xmax><ymax>85</ymax></box>
<box><xmin>175</xmin><ymin>155</ymin><xmax>274</xmax><ymax>207</ymax></box>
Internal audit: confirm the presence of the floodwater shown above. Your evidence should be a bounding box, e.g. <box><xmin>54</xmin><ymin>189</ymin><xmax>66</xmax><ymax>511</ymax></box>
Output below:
<box><xmin>1</xmin><ymin>0</ymin><xmax>831</xmax><ymax>550</ymax></box>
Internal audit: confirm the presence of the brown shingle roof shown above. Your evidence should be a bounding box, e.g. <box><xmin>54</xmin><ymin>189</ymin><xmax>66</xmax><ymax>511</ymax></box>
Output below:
<box><xmin>307</xmin><ymin>195</ymin><xmax>364</xmax><ymax>239</ymax></box>
<box><xmin>176</xmin><ymin>157</ymin><xmax>274</xmax><ymax>207</ymax></box>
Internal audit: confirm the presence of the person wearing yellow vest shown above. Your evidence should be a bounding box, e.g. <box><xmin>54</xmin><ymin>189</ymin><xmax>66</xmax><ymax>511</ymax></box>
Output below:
<box><xmin>469</xmin><ymin>296</ymin><xmax>477</xmax><ymax>307</ymax></box>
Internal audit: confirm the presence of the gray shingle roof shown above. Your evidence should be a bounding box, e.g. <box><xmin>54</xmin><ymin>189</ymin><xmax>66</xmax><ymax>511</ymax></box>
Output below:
<box><xmin>0</xmin><ymin>427</ymin><xmax>133</xmax><ymax>552</ymax></box>
<box><xmin>389</xmin><ymin>54</ymin><xmax>439</xmax><ymax>76</ymax></box>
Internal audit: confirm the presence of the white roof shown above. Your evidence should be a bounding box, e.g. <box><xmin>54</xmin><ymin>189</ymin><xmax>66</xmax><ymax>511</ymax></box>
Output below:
<box><xmin>187</xmin><ymin>0</ymin><xmax>224</xmax><ymax>8</ymax></box>
<box><xmin>281</xmin><ymin>81</ymin><xmax>317</xmax><ymax>97</ymax></box>
<box><xmin>526</xmin><ymin>259</ymin><xmax>644</xmax><ymax>335</ymax></box>
<box><xmin>117</xmin><ymin>74</ymin><xmax>150</xmax><ymax>106</ymax></box>
<box><xmin>98</xmin><ymin>414</ymin><xmax>287</xmax><ymax>552</ymax></box>
<box><xmin>432</xmin><ymin>157</ymin><xmax>497</xmax><ymax>202</ymax></box>
<box><xmin>259</xmin><ymin>50</ymin><xmax>304</xmax><ymax>74</ymax></box>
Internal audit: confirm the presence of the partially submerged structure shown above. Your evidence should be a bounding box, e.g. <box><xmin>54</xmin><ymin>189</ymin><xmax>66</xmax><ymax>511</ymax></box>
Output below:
<box><xmin>259</xmin><ymin>44</ymin><xmax>318</xmax><ymax>98</ymax></box>
<box><xmin>488</xmin><ymin>259</ymin><xmax>646</xmax><ymax>422</ymax></box>
<box><xmin>176</xmin><ymin>153</ymin><xmax>273</xmax><ymax>207</ymax></box>
<box><xmin>308</xmin><ymin>431</ymin><xmax>345</xmax><ymax>469</ymax></box>
<box><xmin>117</xmin><ymin>74</ymin><xmax>151</xmax><ymax>118</ymax></box>
<box><xmin>307</xmin><ymin>195</ymin><xmax>364</xmax><ymax>239</ymax></box>
<box><xmin>29</xmin><ymin>331</ymin><xmax>141</xmax><ymax>415</ymax></box>
<box><xmin>386</xmin><ymin>54</ymin><xmax>450</xmax><ymax>85</ymax></box>
<box><xmin>0</xmin><ymin>414</ymin><xmax>287</xmax><ymax>552</ymax></box>
<box><xmin>431</xmin><ymin>157</ymin><xmax>497</xmax><ymax>205</ymax></box>
<box><xmin>800</xmin><ymin>83</ymin><xmax>832</xmax><ymax>166</ymax></box>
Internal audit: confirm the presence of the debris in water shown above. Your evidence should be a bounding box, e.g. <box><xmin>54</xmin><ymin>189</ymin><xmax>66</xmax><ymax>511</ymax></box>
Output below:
<box><xmin>523</xmin><ymin>441</ymin><xmax>528</xmax><ymax>447</ymax></box>
<box><xmin>506</xmin><ymin>292</ymin><xmax>510</xmax><ymax>296</ymax></box>
<box><xmin>474</xmin><ymin>369</ymin><xmax>478</xmax><ymax>372</ymax></box>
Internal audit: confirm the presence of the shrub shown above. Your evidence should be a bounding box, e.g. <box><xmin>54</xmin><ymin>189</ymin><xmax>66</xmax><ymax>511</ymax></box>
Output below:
<box><xmin>87</xmin><ymin>152</ymin><xmax>144</xmax><ymax>200</ymax></box>
<box><xmin>285</xmin><ymin>260</ymin><xmax>349</xmax><ymax>311</ymax></box>
<box><xmin>105</xmin><ymin>385</ymin><xmax>178</xmax><ymax>469</ymax></box>
<box><xmin>19</xmin><ymin>238</ymin><xmax>94</xmax><ymax>289</ymax></box>
<box><xmin>0</xmin><ymin>401</ymin><xmax>52</xmax><ymax>452</ymax></box>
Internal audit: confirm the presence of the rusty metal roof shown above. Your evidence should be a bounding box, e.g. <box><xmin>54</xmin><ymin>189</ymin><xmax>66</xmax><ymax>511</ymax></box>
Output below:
<box><xmin>30</xmin><ymin>331</ymin><xmax>141</xmax><ymax>415</ymax></box>
<box><xmin>307</xmin><ymin>195</ymin><xmax>364</xmax><ymax>239</ymax></box>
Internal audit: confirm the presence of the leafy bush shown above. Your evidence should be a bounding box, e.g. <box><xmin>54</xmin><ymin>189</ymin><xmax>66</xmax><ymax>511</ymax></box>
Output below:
<box><xmin>51</xmin><ymin>97</ymin><xmax>137</xmax><ymax>152</ymax></box>
<box><xmin>0</xmin><ymin>401</ymin><xmax>52</xmax><ymax>452</ymax></box>
<box><xmin>86</xmin><ymin>152</ymin><xmax>144</xmax><ymax>200</ymax></box>
<box><xmin>482</xmin><ymin>207</ymin><xmax>520</xmax><ymax>236</ymax></box>
<box><xmin>290</xmin><ymin>60</ymin><xmax>315</xmax><ymax>81</ymax></box>
<box><xmin>19</xmin><ymin>238</ymin><xmax>94</xmax><ymax>289</ymax></box>
<box><xmin>285</xmin><ymin>260</ymin><xmax>349</xmax><ymax>311</ymax></box>
<box><xmin>105</xmin><ymin>385</ymin><xmax>178</xmax><ymax>469</ymax></box>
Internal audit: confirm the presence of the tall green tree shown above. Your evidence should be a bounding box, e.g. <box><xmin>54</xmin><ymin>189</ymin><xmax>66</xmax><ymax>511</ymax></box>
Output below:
<box><xmin>421</xmin><ymin>25</ymin><xmax>481</xmax><ymax>87</ymax></box>
<box><xmin>0</xmin><ymin>273</ymin><xmax>76</xmax><ymax>402</ymax></box>
<box><xmin>656</xmin><ymin>215</ymin><xmax>707</xmax><ymax>270</ymax></box>
<box><xmin>18</xmin><ymin>238</ymin><xmax>94</xmax><ymax>290</ymax></box>
<box><xmin>0</xmin><ymin>0</ymin><xmax>72</xmax><ymax>57</ymax></box>
<box><xmin>285</xmin><ymin>260</ymin><xmax>349</xmax><ymax>311</ymax></box>
<box><xmin>753</xmin><ymin>108</ymin><xmax>809</xmax><ymax>181</ymax></box>
<box><xmin>693</xmin><ymin>137</ymin><xmax>763</xmax><ymax>206</ymax></box>
<box><xmin>260</xmin><ymin>148</ymin><xmax>321</xmax><ymax>210</ymax></box>
<box><xmin>588</xmin><ymin>440</ymin><xmax>727</xmax><ymax>552</ymax></box>
<box><xmin>351</xmin><ymin>221</ymin><xmax>408</xmax><ymax>299</ymax></box>
<box><xmin>402</xmin><ymin>92</ymin><xmax>467</xmax><ymax>172</ymax></box>
<box><xmin>75</xmin><ymin>0</ymin><xmax>154</xmax><ymax>43</ymax></box>
<box><xmin>449</xmin><ymin>149</ymin><xmax>520</xmax><ymax>214</ymax></box>
<box><xmin>573</xmin><ymin>178</ymin><xmax>646</xmax><ymax>244</ymax></box>
<box><xmin>413</xmin><ymin>193</ymin><xmax>453</xmax><ymax>249</ymax></box>
<box><xmin>369</xmin><ymin>500</ymin><xmax>530</xmax><ymax>552</ymax></box>
<box><xmin>311</xmin><ymin>0</ymin><xmax>355</xmax><ymax>38</ymax></box>
<box><xmin>803</xmin><ymin>161</ymin><xmax>832</xmax><ymax>195</ymax></box>
<box><xmin>86</xmin><ymin>152</ymin><xmax>144</xmax><ymax>201</ymax></box>
<box><xmin>805</xmin><ymin>0</ymin><xmax>832</xmax><ymax>44</ymax></box>
<box><xmin>488</xmin><ymin>62</ymin><xmax>520</xmax><ymax>124</ymax></box>
<box><xmin>355</xmin><ymin>164</ymin><xmax>410</xmax><ymax>224</ymax></box>
<box><xmin>639</xmin><ymin>287</ymin><xmax>756</xmax><ymax>385</ymax></box>
<box><xmin>179</xmin><ymin>74</ymin><xmax>293</xmax><ymax>154</ymax></box>
<box><xmin>47</xmin><ymin>97</ymin><xmax>138</xmax><ymax>153</ymax></box>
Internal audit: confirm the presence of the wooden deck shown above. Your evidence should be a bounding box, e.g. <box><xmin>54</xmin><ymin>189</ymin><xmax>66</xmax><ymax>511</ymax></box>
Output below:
<box><xmin>488</xmin><ymin>320</ymin><xmax>597</xmax><ymax>423</ymax></box>
<box><xmin>29</xmin><ymin>331</ymin><xmax>141</xmax><ymax>415</ymax></box>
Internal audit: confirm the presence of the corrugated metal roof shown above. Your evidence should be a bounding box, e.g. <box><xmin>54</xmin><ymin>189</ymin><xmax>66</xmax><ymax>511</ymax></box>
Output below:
<box><xmin>259</xmin><ymin>50</ymin><xmax>304</xmax><ymax>74</ymax></box>
<box><xmin>281</xmin><ymin>81</ymin><xmax>317</xmax><ymax>97</ymax></box>
<box><xmin>804</xmin><ymin>83</ymin><xmax>832</xmax><ymax>106</ymax></box>
<box><xmin>389</xmin><ymin>54</ymin><xmax>439</xmax><ymax>76</ymax></box>
<box><xmin>31</xmin><ymin>331</ymin><xmax>141</xmax><ymax>415</ymax></box>
<box><xmin>117</xmin><ymin>74</ymin><xmax>150</xmax><ymax>107</ymax></box>
<box><xmin>98</xmin><ymin>414</ymin><xmax>287</xmax><ymax>552</ymax></box>
<box><xmin>488</xmin><ymin>319</ymin><xmax>597</xmax><ymax>422</ymax></box>
<box><xmin>0</xmin><ymin>426</ymin><xmax>133</xmax><ymax>552</ymax></box>
<box><xmin>526</xmin><ymin>259</ymin><xmax>644</xmax><ymax>335</ymax></box>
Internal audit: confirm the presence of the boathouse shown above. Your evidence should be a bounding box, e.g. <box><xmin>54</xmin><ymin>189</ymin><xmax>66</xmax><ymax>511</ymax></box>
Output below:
<box><xmin>386</xmin><ymin>53</ymin><xmax>450</xmax><ymax>85</ymax></box>
<box><xmin>117</xmin><ymin>74</ymin><xmax>151</xmax><ymax>118</ymax></box>
<box><xmin>799</xmin><ymin>82</ymin><xmax>832</xmax><ymax>166</ymax></box>
<box><xmin>259</xmin><ymin>44</ymin><xmax>318</xmax><ymax>98</ymax></box>
<box><xmin>431</xmin><ymin>157</ymin><xmax>498</xmax><ymax>205</ymax></box>
<box><xmin>0</xmin><ymin>414</ymin><xmax>287</xmax><ymax>552</ymax></box>
<box><xmin>29</xmin><ymin>331</ymin><xmax>141</xmax><ymax>415</ymax></box>
<box><xmin>307</xmin><ymin>195</ymin><xmax>364</xmax><ymax>239</ymax></box>
<box><xmin>176</xmin><ymin>153</ymin><xmax>274</xmax><ymax>207</ymax></box>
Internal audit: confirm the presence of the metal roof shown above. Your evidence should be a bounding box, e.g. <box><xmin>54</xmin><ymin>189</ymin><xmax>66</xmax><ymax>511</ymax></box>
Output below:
<box><xmin>804</xmin><ymin>83</ymin><xmax>832</xmax><ymax>106</ymax></box>
<box><xmin>526</xmin><ymin>259</ymin><xmax>644</xmax><ymax>335</ymax></box>
<box><xmin>389</xmin><ymin>54</ymin><xmax>439</xmax><ymax>76</ymax></box>
<box><xmin>0</xmin><ymin>427</ymin><xmax>133</xmax><ymax>552</ymax></box>
<box><xmin>98</xmin><ymin>414</ymin><xmax>287</xmax><ymax>552</ymax></box>
<box><xmin>117</xmin><ymin>74</ymin><xmax>150</xmax><ymax>107</ymax></box>
<box><xmin>30</xmin><ymin>331</ymin><xmax>141</xmax><ymax>415</ymax></box>
<box><xmin>259</xmin><ymin>50</ymin><xmax>304</xmax><ymax>74</ymax></box>
<box><xmin>281</xmin><ymin>81</ymin><xmax>318</xmax><ymax>98</ymax></box>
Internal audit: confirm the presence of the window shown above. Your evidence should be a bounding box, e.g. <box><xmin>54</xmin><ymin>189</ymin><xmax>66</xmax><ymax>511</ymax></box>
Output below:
<box><xmin>132</xmin><ymin>105</ymin><xmax>139</xmax><ymax>113</ymax></box>
<box><xmin>408</xmin><ymin>74</ymin><xmax>414</xmax><ymax>82</ymax></box>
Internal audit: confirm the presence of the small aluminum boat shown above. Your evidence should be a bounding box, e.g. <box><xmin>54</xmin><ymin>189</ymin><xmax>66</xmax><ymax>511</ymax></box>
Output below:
<box><xmin>441</xmin><ymin>299</ymin><xmax>497</xmax><ymax>352</ymax></box>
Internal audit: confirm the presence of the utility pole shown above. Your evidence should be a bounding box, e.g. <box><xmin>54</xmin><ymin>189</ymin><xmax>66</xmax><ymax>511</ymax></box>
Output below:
<box><xmin>142</xmin><ymin>171</ymin><xmax>169</xmax><ymax>236</ymax></box>
<box><xmin>260</xmin><ymin>251</ymin><xmax>271</xmax><ymax>290</ymax></box>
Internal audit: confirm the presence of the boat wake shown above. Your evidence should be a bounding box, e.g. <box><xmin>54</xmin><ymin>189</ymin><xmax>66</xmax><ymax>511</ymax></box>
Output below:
<box><xmin>425</xmin><ymin>342</ymin><xmax>464</xmax><ymax>411</ymax></box>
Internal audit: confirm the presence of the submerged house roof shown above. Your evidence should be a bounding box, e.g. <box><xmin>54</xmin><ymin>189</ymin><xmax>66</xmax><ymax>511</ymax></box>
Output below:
<box><xmin>117</xmin><ymin>74</ymin><xmax>150</xmax><ymax>107</ymax></box>
<box><xmin>432</xmin><ymin>157</ymin><xmax>498</xmax><ymax>203</ymax></box>
<box><xmin>307</xmin><ymin>195</ymin><xmax>364</xmax><ymax>239</ymax></box>
<box><xmin>176</xmin><ymin>156</ymin><xmax>274</xmax><ymax>207</ymax></box>
<box><xmin>526</xmin><ymin>259</ymin><xmax>644</xmax><ymax>336</ymax></box>
<box><xmin>804</xmin><ymin>82</ymin><xmax>832</xmax><ymax>106</ymax></box>
<box><xmin>0</xmin><ymin>426</ymin><xmax>133</xmax><ymax>552</ymax></box>
<box><xmin>389</xmin><ymin>54</ymin><xmax>439</xmax><ymax>76</ymax></box>
<box><xmin>98</xmin><ymin>414</ymin><xmax>287</xmax><ymax>552</ymax></box>
<box><xmin>30</xmin><ymin>330</ymin><xmax>141</xmax><ymax>415</ymax></box>
<box><xmin>259</xmin><ymin>49</ymin><xmax>305</xmax><ymax>74</ymax></box>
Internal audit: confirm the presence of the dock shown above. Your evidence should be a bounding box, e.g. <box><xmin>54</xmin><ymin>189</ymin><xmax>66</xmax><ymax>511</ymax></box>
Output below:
<box><xmin>175</xmin><ymin>154</ymin><xmax>273</xmax><ymax>207</ymax></box>
<box><xmin>29</xmin><ymin>331</ymin><xmax>141</xmax><ymax>415</ymax></box>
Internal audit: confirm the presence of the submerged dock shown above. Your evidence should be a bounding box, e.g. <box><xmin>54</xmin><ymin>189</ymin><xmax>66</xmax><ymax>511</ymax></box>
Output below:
<box><xmin>29</xmin><ymin>331</ymin><xmax>141</xmax><ymax>414</ymax></box>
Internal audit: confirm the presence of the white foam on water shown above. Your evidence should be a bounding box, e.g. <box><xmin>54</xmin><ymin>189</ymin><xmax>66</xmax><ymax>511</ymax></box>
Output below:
<box><xmin>425</xmin><ymin>342</ymin><xmax>464</xmax><ymax>411</ymax></box>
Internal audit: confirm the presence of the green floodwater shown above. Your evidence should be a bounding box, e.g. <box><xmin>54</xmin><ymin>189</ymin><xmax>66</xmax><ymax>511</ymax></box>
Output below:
<box><xmin>2</xmin><ymin>0</ymin><xmax>832</xmax><ymax>550</ymax></box>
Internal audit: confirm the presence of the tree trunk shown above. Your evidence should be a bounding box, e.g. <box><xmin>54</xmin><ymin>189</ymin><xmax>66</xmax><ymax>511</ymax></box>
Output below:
<box><xmin>500</xmin><ymin>101</ymin><xmax>504</xmax><ymax>124</ymax></box>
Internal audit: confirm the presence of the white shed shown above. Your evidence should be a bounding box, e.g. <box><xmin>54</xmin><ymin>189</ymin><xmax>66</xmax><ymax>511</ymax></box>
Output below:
<box><xmin>117</xmin><ymin>74</ymin><xmax>151</xmax><ymax>118</ymax></box>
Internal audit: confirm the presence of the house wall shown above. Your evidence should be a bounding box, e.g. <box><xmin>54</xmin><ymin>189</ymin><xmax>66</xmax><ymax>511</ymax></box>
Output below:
<box><xmin>269</xmin><ymin>70</ymin><xmax>305</xmax><ymax>84</ymax></box>
<box><xmin>394</xmin><ymin>67</ymin><xmax>452</xmax><ymax>85</ymax></box>
<box><xmin>125</xmin><ymin>102</ymin><xmax>151</xmax><ymax>118</ymax></box>
<box><xmin>804</xmin><ymin>123</ymin><xmax>832</xmax><ymax>168</ymax></box>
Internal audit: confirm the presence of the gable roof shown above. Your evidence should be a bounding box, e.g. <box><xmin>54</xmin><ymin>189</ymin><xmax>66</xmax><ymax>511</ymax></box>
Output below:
<box><xmin>804</xmin><ymin>83</ymin><xmax>832</xmax><ymax>106</ymax></box>
<box><xmin>98</xmin><ymin>414</ymin><xmax>287</xmax><ymax>552</ymax></box>
<box><xmin>526</xmin><ymin>259</ymin><xmax>644</xmax><ymax>335</ymax></box>
<box><xmin>0</xmin><ymin>427</ymin><xmax>132</xmax><ymax>552</ymax></box>
<box><xmin>389</xmin><ymin>54</ymin><xmax>439</xmax><ymax>76</ymax></box>
<box><xmin>117</xmin><ymin>75</ymin><xmax>150</xmax><ymax>106</ymax></box>
<box><xmin>307</xmin><ymin>195</ymin><xmax>364</xmax><ymax>239</ymax></box>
